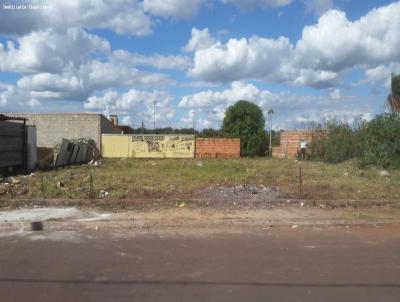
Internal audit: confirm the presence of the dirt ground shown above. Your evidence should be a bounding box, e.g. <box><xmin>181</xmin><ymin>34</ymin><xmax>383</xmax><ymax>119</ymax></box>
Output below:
<box><xmin>1</xmin><ymin>205</ymin><xmax>400</xmax><ymax>236</ymax></box>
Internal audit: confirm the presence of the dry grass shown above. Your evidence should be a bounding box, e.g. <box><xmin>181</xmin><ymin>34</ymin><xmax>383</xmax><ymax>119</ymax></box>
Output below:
<box><xmin>20</xmin><ymin>158</ymin><xmax>400</xmax><ymax>202</ymax></box>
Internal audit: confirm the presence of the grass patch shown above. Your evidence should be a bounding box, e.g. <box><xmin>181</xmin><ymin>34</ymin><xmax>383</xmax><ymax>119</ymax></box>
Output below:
<box><xmin>6</xmin><ymin>158</ymin><xmax>396</xmax><ymax>203</ymax></box>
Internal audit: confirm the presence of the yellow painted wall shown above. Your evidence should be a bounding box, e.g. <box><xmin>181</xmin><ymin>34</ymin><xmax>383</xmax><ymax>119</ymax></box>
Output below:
<box><xmin>101</xmin><ymin>135</ymin><xmax>130</xmax><ymax>158</ymax></box>
<box><xmin>102</xmin><ymin>134</ymin><xmax>195</xmax><ymax>158</ymax></box>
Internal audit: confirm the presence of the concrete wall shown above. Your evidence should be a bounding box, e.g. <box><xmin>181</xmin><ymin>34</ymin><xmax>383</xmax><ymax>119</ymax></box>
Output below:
<box><xmin>195</xmin><ymin>138</ymin><xmax>240</xmax><ymax>158</ymax></box>
<box><xmin>272</xmin><ymin>130</ymin><xmax>312</xmax><ymax>159</ymax></box>
<box><xmin>102</xmin><ymin>134</ymin><xmax>195</xmax><ymax>158</ymax></box>
<box><xmin>3</xmin><ymin>113</ymin><xmax>120</xmax><ymax>151</ymax></box>
<box><xmin>100</xmin><ymin>115</ymin><xmax>122</xmax><ymax>135</ymax></box>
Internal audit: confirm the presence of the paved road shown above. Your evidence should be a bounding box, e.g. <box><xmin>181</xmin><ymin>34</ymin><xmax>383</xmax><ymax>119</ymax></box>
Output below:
<box><xmin>1</xmin><ymin>226</ymin><xmax>400</xmax><ymax>301</ymax></box>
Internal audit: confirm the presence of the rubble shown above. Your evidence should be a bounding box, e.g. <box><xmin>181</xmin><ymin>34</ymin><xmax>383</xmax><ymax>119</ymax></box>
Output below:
<box><xmin>198</xmin><ymin>184</ymin><xmax>280</xmax><ymax>208</ymax></box>
<box><xmin>9</xmin><ymin>176</ymin><xmax>21</xmax><ymax>184</ymax></box>
<box><xmin>88</xmin><ymin>160</ymin><xmax>102</xmax><ymax>167</ymax></box>
<box><xmin>56</xmin><ymin>181</ymin><xmax>65</xmax><ymax>188</ymax></box>
<box><xmin>0</xmin><ymin>176</ymin><xmax>28</xmax><ymax>196</ymax></box>
<box><xmin>99</xmin><ymin>189</ymin><xmax>109</xmax><ymax>198</ymax></box>
<box><xmin>379</xmin><ymin>170</ymin><xmax>390</xmax><ymax>177</ymax></box>
<box><xmin>178</xmin><ymin>201</ymin><xmax>186</xmax><ymax>208</ymax></box>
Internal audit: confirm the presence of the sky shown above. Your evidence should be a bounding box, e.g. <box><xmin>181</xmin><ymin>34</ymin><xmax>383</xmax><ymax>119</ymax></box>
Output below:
<box><xmin>0</xmin><ymin>0</ymin><xmax>399</xmax><ymax>130</ymax></box>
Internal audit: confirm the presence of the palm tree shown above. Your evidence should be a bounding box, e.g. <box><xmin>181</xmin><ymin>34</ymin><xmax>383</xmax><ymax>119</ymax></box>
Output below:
<box><xmin>387</xmin><ymin>73</ymin><xmax>400</xmax><ymax>114</ymax></box>
<box><xmin>267</xmin><ymin>108</ymin><xmax>274</xmax><ymax>154</ymax></box>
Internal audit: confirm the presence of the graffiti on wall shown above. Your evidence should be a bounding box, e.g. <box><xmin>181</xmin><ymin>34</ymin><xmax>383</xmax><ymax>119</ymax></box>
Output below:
<box><xmin>129</xmin><ymin>135</ymin><xmax>195</xmax><ymax>158</ymax></box>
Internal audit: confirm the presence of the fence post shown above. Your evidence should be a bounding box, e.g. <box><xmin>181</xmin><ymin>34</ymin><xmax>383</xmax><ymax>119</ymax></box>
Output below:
<box><xmin>40</xmin><ymin>175</ymin><xmax>45</xmax><ymax>198</ymax></box>
<box><xmin>299</xmin><ymin>166</ymin><xmax>303</xmax><ymax>200</ymax></box>
<box><xmin>89</xmin><ymin>170</ymin><xmax>95</xmax><ymax>199</ymax></box>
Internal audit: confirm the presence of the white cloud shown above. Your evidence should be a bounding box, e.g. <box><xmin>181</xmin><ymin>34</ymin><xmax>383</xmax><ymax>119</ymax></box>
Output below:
<box><xmin>187</xmin><ymin>2</ymin><xmax>400</xmax><ymax>88</ymax></box>
<box><xmin>0</xmin><ymin>0</ymin><xmax>152</xmax><ymax>36</ymax></box>
<box><xmin>84</xmin><ymin>89</ymin><xmax>175</xmax><ymax>127</ymax></box>
<box><xmin>0</xmin><ymin>82</ymin><xmax>33</xmax><ymax>108</ymax></box>
<box><xmin>179</xmin><ymin>81</ymin><xmax>273</xmax><ymax>108</ymax></box>
<box><xmin>179</xmin><ymin>110</ymin><xmax>212</xmax><ymax>129</ymax></box>
<box><xmin>84</xmin><ymin>91</ymin><xmax>119</xmax><ymax>110</ymax></box>
<box><xmin>143</xmin><ymin>0</ymin><xmax>203</xmax><ymax>19</ymax></box>
<box><xmin>295</xmin><ymin>4</ymin><xmax>400</xmax><ymax>72</ymax></box>
<box><xmin>0</xmin><ymin>28</ymin><xmax>110</xmax><ymax>74</ymax></box>
<box><xmin>329</xmin><ymin>88</ymin><xmax>341</xmax><ymax>100</ymax></box>
<box><xmin>220</xmin><ymin>0</ymin><xmax>292</xmax><ymax>11</ymax></box>
<box><xmin>179</xmin><ymin>81</ymin><xmax>374</xmax><ymax>129</ymax></box>
<box><xmin>305</xmin><ymin>0</ymin><xmax>333</xmax><ymax>16</ymax></box>
<box><xmin>111</xmin><ymin>50</ymin><xmax>192</xmax><ymax>70</ymax></box>
<box><xmin>16</xmin><ymin>60</ymin><xmax>172</xmax><ymax>102</ymax></box>
<box><xmin>189</xmin><ymin>35</ymin><xmax>293</xmax><ymax>83</ymax></box>
<box><xmin>182</xmin><ymin>28</ymin><xmax>217</xmax><ymax>52</ymax></box>
<box><xmin>363</xmin><ymin>63</ymin><xmax>400</xmax><ymax>89</ymax></box>
<box><xmin>294</xmin><ymin>69</ymin><xmax>339</xmax><ymax>88</ymax></box>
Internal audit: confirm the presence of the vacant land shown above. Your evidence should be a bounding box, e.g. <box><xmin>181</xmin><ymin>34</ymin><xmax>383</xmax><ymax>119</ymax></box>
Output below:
<box><xmin>1</xmin><ymin>158</ymin><xmax>399</xmax><ymax>209</ymax></box>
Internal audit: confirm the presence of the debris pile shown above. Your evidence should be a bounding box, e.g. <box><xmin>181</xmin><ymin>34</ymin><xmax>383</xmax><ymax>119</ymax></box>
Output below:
<box><xmin>0</xmin><ymin>175</ymin><xmax>32</xmax><ymax>196</ymax></box>
<box><xmin>54</xmin><ymin>138</ymin><xmax>99</xmax><ymax>167</ymax></box>
<box><xmin>198</xmin><ymin>184</ymin><xmax>280</xmax><ymax>208</ymax></box>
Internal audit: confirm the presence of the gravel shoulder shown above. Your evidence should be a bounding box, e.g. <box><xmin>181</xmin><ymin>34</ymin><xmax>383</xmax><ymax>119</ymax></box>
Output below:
<box><xmin>1</xmin><ymin>206</ymin><xmax>400</xmax><ymax>236</ymax></box>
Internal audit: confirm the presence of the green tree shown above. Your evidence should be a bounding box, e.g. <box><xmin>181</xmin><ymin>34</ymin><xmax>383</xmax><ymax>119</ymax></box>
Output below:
<box><xmin>387</xmin><ymin>73</ymin><xmax>400</xmax><ymax>114</ymax></box>
<box><xmin>222</xmin><ymin>100</ymin><xmax>266</xmax><ymax>157</ymax></box>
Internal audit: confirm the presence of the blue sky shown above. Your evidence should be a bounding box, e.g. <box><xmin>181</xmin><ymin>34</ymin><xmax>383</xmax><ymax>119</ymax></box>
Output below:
<box><xmin>1</xmin><ymin>0</ymin><xmax>399</xmax><ymax>129</ymax></box>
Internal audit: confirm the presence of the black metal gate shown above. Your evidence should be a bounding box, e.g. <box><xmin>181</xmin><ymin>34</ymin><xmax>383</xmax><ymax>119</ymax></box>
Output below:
<box><xmin>0</xmin><ymin>114</ymin><xmax>27</xmax><ymax>169</ymax></box>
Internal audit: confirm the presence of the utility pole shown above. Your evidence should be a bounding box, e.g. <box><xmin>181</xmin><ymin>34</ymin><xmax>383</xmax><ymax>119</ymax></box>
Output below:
<box><xmin>268</xmin><ymin>108</ymin><xmax>274</xmax><ymax>155</ymax></box>
<box><xmin>192</xmin><ymin>110</ymin><xmax>195</xmax><ymax>134</ymax></box>
<box><xmin>153</xmin><ymin>101</ymin><xmax>156</xmax><ymax>131</ymax></box>
<box><xmin>141</xmin><ymin>121</ymin><xmax>144</xmax><ymax>134</ymax></box>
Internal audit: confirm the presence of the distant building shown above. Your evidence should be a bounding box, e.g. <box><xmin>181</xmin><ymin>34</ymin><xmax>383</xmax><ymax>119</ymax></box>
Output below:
<box><xmin>2</xmin><ymin>113</ymin><xmax>121</xmax><ymax>151</ymax></box>
<box><xmin>272</xmin><ymin>130</ymin><xmax>312</xmax><ymax>159</ymax></box>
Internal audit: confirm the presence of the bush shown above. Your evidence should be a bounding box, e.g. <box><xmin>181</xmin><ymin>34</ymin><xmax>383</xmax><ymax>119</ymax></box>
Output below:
<box><xmin>358</xmin><ymin>114</ymin><xmax>400</xmax><ymax>168</ymax></box>
<box><xmin>309</xmin><ymin>115</ymin><xmax>400</xmax><ymax>168</ymax></box>
<box><xmin>308</xmin><ymin>120</ymin><xmax>363</xmax><ymax>164</ymax></box>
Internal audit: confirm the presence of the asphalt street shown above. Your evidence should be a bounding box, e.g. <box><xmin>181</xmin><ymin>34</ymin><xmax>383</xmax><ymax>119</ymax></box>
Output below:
<box><xmin>1</xmin><ymin>226</ymin><xmax>400</xmax><ymax>301</ymax></box>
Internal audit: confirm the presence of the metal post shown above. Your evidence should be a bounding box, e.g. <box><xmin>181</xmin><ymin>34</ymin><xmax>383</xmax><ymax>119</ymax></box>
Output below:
<box><xmin>192</xmin><ymin>110</ymin><xmax>195</xmax><ymax>134</ymax></box>
<box><xmin>153</xmin><ymin>101</ymin><xmax>156</xmax><ymax>130</ymax></box>
<box><xmin>299</xmin><ymin>166</ymin><xmax>302</xmax><ymax>200</ymax></box>
<box><xmin>269</xmin><ymin>117</ymin><xmax>272</xmax><ymax>154</ymax></box>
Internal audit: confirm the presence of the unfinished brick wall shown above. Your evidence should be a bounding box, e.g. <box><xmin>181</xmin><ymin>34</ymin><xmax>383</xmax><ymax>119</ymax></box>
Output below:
<box><xmin>272</xmin><ymin>130</ymin><xmax>312</xmax><ymax>159</ymax></box>
<box><xmin>195</xmin><ymin>138</ymin><xmax>240</xmax><ymax>159</ymax></box>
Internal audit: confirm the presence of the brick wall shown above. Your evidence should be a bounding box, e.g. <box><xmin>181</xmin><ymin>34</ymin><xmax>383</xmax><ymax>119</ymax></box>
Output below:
<box><xmin>195</xmin><ymin>138</ymin><xmax>240</xmax><ymax>159</ymax></box>
<box><xmin>272</xmin><ymin>130</ymin><xmax>312</xmax><ymax>159</ymax></box>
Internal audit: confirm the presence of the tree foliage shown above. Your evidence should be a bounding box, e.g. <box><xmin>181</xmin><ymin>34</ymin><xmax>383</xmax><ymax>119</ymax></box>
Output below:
<box><xmin>222</xmin><ymin>100</ymin><xmax>266</xmax><ymax>157</ymax></box>
<box><xmin>387</xmin><ymin>73</ymin><xmax>400</xmax><ymax>114</ymax></box>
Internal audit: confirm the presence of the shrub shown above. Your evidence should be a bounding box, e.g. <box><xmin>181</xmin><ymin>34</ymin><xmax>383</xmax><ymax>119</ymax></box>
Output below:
<box><xmin>308</xmin><ymin>120</ymin><xmax>363</xmax><ymax>164</ymax></box>
<box><xmin>309</xmin><ymin>115</ymin><xmax>400</xmax><ymax>168</ymax></box>
<box><xmin>358</xmin><ymin>114</ymin><xmax>400</xmax><ymax>168</ymax></box>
